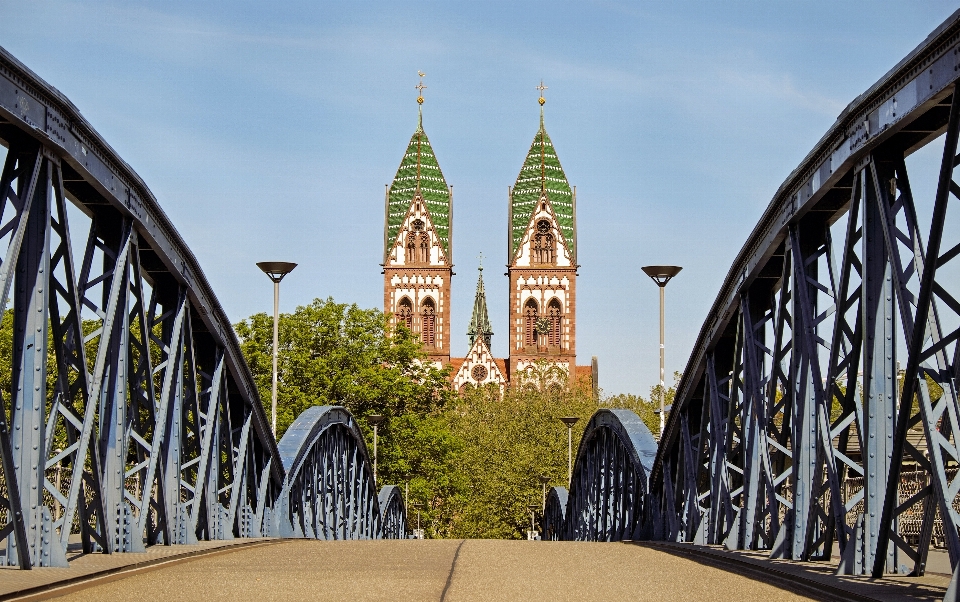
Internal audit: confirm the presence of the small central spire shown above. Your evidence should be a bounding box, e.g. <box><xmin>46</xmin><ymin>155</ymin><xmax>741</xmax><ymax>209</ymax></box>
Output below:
<box><xmin>467</xmin><ymin>262</ymin><xmax>493</xmax><ymax>350</ymax></box>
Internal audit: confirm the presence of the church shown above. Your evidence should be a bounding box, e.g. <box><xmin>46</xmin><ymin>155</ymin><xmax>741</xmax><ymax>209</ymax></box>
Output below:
<box><xmin>380</xmin><ymin>80</ymin><xmax>594</xmax><ymax>391</ymax></box>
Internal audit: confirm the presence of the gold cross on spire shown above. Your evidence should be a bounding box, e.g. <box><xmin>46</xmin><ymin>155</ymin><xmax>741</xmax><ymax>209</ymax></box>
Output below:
<box><xmin>416</xmin><ymin>71</ymin><xmax>427</xmax><ymax>105</ymax></box>
<box><xmin>537</xmin><ymin>79</ymin><xmax>548</xmax><ymax>106</ymax></box>
<box><xmin>478</xmin><ymin>251</ymin><xmax>484</xmax><ymax>271</ymax></box>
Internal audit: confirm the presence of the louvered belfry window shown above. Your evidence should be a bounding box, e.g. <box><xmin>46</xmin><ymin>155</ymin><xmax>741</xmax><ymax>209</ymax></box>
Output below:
<box><xmin>421</xmin><ymin>298</ymin><xmax>436</xmax><ymax>347</ymax></box>
<box><xmin>548</xmin><ymin>299</ymin><xmax>562</xmax><ymax>347</ymax></box>
<box><xmin>524</xmin><ymin>298</ymin><xmax>539</xmax><ymax>347</ymax></box>
<box><xmin>397</xmin><ymin>297</ymin><xmax>414</xmax><ymax>331</ymax></box>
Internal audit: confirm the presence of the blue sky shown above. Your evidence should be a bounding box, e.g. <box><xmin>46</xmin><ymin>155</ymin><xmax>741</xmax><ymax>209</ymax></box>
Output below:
<box><xmin>0</xmin><ymin>1</ymin><xmax>957</xmax><ymax>395</ymax></box>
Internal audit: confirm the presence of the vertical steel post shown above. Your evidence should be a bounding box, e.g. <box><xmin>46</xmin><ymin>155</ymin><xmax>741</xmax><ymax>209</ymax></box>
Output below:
<box><xmin>11</xmin><ymin>158</ymin><xmax>55</xmax><ymax>565</ymax></box>
<box><xmin>659</xmin><ymin>285</ymin><xmax>666</xmax><ymax>435</ymax></box>
<box><xmin>862</xmin><ymin>165</ymin><xmax>897</xmax><ymax>572</ymax></box>
<box><xmin>272</xmin><ymin>279</ymin><xmax>279</xmax><ymax>437</ymax></box>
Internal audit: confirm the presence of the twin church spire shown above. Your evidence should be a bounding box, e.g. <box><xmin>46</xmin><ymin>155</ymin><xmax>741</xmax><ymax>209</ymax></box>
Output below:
<box><xmin>383</xmin><ymin>76</ymin><xmax>580</xmax><ymax>385</ymax></box>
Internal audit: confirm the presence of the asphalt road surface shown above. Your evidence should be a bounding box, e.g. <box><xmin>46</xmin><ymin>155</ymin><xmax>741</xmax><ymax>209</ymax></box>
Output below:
<box><xmin>52</xmin><ymin>539</ymin><xmax>820</xmax><ymax>602</ymax></box>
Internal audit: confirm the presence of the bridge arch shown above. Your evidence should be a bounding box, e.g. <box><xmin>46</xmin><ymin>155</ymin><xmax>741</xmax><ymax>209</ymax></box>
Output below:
<box><xmin>275</xmin><ymin>405</ymin><xmax>404</xmax><ymax>540</ymax></box>
<box><xmin>542</xmin><ymin>486</ymin><xmax>568</xmax><ymax>541</ymax></box>
<box><xmin>0</xmin><ymin>45</ymin><xmax>407</xmax><ymax>567</ymax></box>
<box><xmin>378</xmin><ymin>485</ymin><xmax>407</xmax><ymax>540</ymax></box>
<box><xmin>550</xmin><ymin>409</ymin><xmax>657</xmax><ymax>541</ymax></box>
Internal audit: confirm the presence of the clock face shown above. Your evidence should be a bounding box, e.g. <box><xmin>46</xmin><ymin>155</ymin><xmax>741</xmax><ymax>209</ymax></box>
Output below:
<box><xmin>471</xmin><ymin>365</ymin><xmax>488</xmax><ymax>382</ymax></box>
<box><xmin>535</xmin><ymin>317</ymin><xmax>552</xmax><ymax>334</ymax></box>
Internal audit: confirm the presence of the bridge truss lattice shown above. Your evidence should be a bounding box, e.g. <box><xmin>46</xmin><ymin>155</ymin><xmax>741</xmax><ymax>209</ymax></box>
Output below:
<box><xmin>0</xmin><ymin>47</ymin><xmax>404</xmax><ymax>569</ymax></box>
<box><xmin>549</xmin><ymin>12</ymin><xmax>960</xmax><ymax>595</ymax></box>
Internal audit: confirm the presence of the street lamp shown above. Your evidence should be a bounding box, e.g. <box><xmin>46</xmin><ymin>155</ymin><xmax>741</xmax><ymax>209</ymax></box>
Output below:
<box><xmin>641</xmin><ymin>265</ymin><xmax>682</xmax><ymax>437</ymax></box>
<box><xmin>368</xmin><ymin>414</ymin><xmax>385</xmax><ymax>485</ymax></box>
<box><xmin>560</xmin><ymin>416</ymin><xmax>580</xmax><ymax>485</ymax></box>
<box><xmin>256</xmin><ymin>261</ymin><xmax>298</xmax><ymax>436</ymax></box>
<box><xmin>539</xmin><ymin>475</ymin><xmax>551</xmax><ymax>512</ymax></box>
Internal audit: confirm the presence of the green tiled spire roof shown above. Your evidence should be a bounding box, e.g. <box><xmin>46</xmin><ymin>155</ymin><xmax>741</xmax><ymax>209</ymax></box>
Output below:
<box><xmin>467</xmin><ymin>266</ymin><xmax>493</xmax><ymax>350</ymax></box>
<box><xmin>510</xmin><ymin>109</ymin><xmax>574</xmax><ymax>261</ymax></box>
<box><xmin>386</xmin><ymin>109</ymin><xmax>451</xmax><ymax>259</ymax></box>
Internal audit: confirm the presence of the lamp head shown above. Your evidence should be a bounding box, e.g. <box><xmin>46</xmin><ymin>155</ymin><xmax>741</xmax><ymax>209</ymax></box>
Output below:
<box><xmin>641</xmin><ymin>265</ymin><xmax>682</xmax><ymax>287</ymax></box>
<box><xmin>367</xmin><ymin>414</ymin><xmax>386</xmax><ymax>426</ymax></box>
<box><xmin>257</xmin><ymin>261</ymin><xmax>298</xmax><ymax>283</ymax></box>
<box><xmin>560</xmin><ymin>416</ymin><xmax>580</xmax><ymax>428</ymax></box>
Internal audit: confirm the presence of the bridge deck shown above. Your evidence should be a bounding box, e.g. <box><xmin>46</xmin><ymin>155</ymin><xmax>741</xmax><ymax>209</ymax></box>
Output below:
<box><xmin>1</xmin><ymin>539</ymin><xmax>949</xmax><ymax>602</ymax></box>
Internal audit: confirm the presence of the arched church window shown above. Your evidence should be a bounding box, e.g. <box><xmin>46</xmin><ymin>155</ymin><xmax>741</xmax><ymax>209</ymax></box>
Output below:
<box><xmin>523</xmin><ymin>298</ymin><xmax>539</xmax><ymax>348</ymax></box>
<box><xmin>406</xmin><ymin>220</ymin><xmax>429</xmax><ymax>264</ymax></box>
<box><xmin>418</xmin><ymin>232</ymin><xmax>430</xmax><ymax>263</ymax></box>
<box><xmin>547</xmin><ymin>299</ymin><xmax>562</xmax><ymax>347</ymax></box>
<box><xmin>397</xmin><ymin>297</ymin><xmax>413</xmax><ymax>331</ymax></box>
<box><xmin>533</xmin><ymin>220</ymin><xmax>555</xmax><ymax>264</ymax></box>
<box><xmin>421</xmin><ymin>298</ymin><xmax>436</xmax><ymax>347</ymax></box>
<box><xmin>406</xmin><ymin>233</ymin><xmax>416</xmax><ymax>262</ymax></box>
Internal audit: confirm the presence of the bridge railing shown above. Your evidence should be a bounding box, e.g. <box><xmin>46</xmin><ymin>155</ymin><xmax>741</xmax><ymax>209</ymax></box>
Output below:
<box><xmin>545</xmin><ymin>12</ymin><xmax>960</xmax><ymax>598</ymax></box>
<box><xmin>648</xmin><ymin>7</ymin><xmax>960</xmax><ymax>583</ymax></box>
<box><xmin>0</xmin><ymin>46</ymin><xmax>405</xmax><ymax>569</ymax></box>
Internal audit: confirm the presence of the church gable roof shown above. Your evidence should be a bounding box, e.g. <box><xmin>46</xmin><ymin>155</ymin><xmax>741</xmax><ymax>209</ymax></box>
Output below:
<box><xmin>387</xmin><ymin>112</ymin><xmax>451</xmax><ymax>259</ymax></box>
<box><xmin>510</xmin><ymin>111</ymin><xmax>574</xmax><ymax>262</ymax></box>
<box><xmin>452</xmin><ymin>335</ymin><xmax>507</xmax><ymax>390</ymax></box>
<box><xmin>385</xmin><ymin>199</ymin><xmax>448</xmax><ymax>266</ymax></box>
<box><xmin>467</xmin><ymin>266</ymin><xmax>493</xmax><ymax>349</ymax></box>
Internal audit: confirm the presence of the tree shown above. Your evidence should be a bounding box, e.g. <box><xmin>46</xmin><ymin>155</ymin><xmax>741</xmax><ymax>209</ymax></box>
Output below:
<box><xmin>443</xmin><ymin>364</ymin><xmax>598</xmax><ymax>539</ymax></box>
<box><xmin>235</xmin><ymin>297</ymin><xmax>462</xmax><ymax>538</ymax></box>
<box><xmin>234</xmin><ymin>297</ymin><xmax>453</xmax><ymax>437</ymax></box>
<box><xmin>602</xmin><ymin>371</ymin><xmax>680</xmax><ymax>436</ymax></box>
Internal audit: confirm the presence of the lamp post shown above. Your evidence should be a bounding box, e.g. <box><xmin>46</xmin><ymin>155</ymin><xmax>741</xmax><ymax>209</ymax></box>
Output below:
<box><xmin>641</xmin><ymin>265</ymin><xmax>682</xmax><ymax>438</ymax></box>
<box><xmin>539</xmin><ymin>475</ymin><xmax>550</xmax><ymax>512</ymax></box>
<box><xmin>368</xmin><ymin>414</ymin><xmax>385</xmax><ymax>485</ymax></box>
<box><xmin>256</xmin><ymin>261</ymin><xmax>298</xmax><ymax>436</ymax></box>
<box><xmin>560</xmin><ymin>417</ymin><xmax>580</xmax><ymax>485</ymax></box>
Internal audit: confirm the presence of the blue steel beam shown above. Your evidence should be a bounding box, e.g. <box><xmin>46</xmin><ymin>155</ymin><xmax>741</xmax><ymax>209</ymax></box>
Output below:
<box><xmin>0</xmin><ymin>41</ymin><xmax>407</xmax><ymax>570</ymax></box>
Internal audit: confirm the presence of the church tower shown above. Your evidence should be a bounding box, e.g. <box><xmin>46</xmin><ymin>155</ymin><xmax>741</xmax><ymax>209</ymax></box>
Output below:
<box><xmin>383</xmin><ymin>77</ymin><xmax>453</xmax><ymax>365</ymax></box>
<box><xmin>506</xmin><ymin>85</ymin><xmax>578</xmax><ymax>381</ymax></box>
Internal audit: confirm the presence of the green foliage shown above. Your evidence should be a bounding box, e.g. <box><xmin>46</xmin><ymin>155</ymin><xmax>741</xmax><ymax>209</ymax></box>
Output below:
<box><xmin>234</xmin><ymin>297</ymin><xmax>453</xmax><ymax>437</ymax></box>
<box><xmin>235</xmin><ymin>297</ymin><xmax>460</xmax><ymax>538</ymax></box>
<box><xmin>602</xmin><ymin>371</ymin><xmax>679</xmax><ymax>436</ymax></box>
<box><xmin>444</xmin><ymin>371</ymin><xmax>598</xmax><ymax>539</ymax></box>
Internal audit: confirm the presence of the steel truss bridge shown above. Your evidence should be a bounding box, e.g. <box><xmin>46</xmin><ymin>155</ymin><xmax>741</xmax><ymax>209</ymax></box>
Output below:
<box><xmin>0</xmin><ymin>46</ymin><xmax>405</xmax><ymax>570</ymax></box>
<box><xmin>545</xmin><ymin>8</ymin><xmax>960</xmax><ymax>599</ymax></box>
<box><xmin>6</xmin><ymin>8</ymin><xmax>960</xmax><ymax>601</ymax></box>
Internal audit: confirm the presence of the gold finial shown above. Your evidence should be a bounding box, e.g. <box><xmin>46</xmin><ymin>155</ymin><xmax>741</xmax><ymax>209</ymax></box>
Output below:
<box><xmin>536</xmin><ymin>79</ymin><xmax>548</xmax><ymax>105</ymax></box>
<box><xmin>416</xmin><ymin>71</ymin><xmax>427</xmax><ymax>105</ymax></box>
<box><xmin>478</xmin><ymin>251</ymin><xmax>484</xmax><ymax>271</ymax></box>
